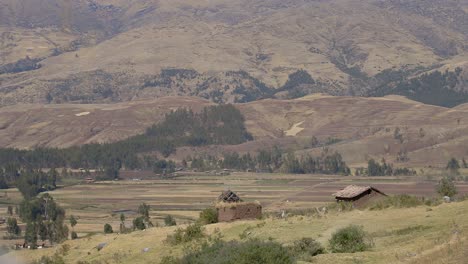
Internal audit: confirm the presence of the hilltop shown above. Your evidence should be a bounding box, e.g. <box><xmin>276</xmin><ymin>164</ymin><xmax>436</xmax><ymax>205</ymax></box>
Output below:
<box><xmin>0</xmin><ymin>95</ymin><xmax>466</xmax><ymax>167</ymax></box>
<box><xmin>0</xmin><ymin>0</ymin><xmax>467</xmax><ymax>106</ymax></box>
<box><xmin>6</xmin><ymin>199</ymin><xmax>468</xmax><ymax>264</ymax></box>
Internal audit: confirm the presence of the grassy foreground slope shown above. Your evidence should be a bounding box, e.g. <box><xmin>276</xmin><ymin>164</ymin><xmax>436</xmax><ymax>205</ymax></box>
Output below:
<box><xmin>8</xmin><ymin>200</ymin><xmax>468</xmax><ymax>264</ymax></box>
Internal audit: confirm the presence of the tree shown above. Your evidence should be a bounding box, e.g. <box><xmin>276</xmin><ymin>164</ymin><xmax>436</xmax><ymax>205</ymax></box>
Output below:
<box><xmin>446</xmin><ymin>158</ymin><xmax>460</xmax><ymax>175</ymax></box>
<box><xmin>367</xmin><ymin>159</ymin><xmax>381</xmax><ymax>176</ymax></box>
<box><xmin>104</xmin><ymin>223</ymin><xmax>113</xmax><ymax>234</ymax></box>
<box><xmin>69</xmin><ymin>215</ymin><xmax>77</xmax><ymax>230</ymax></box>
<box><xmin>164</xmin><ymin>215</ymin><xmax>177</xmax><ymax>226</ymax></box>
<box><xmin>7</xmin><ymin>205</ymin><xmax>13</xmax><ymax>216</ymax></box>
<box><xmin>133</xmin><ymin>216</ymin><xmax>146</xmax><ymax>230</ymax></box>
<box><xmin>119</xmin><ymin>213</ymin><xmax>127</xmax><ymax>233</ymax></box>
<box><xmin>462</xmin><ymin>158</ymin><xmax>467</xmax><ymax>169</ymax></box>
<box><xmin>437</xmin><ymin>177</ymin><xmax>457</xmax><ymax>198</ymax></box>
<box><xmin>138</xmin><ymin>203</ymin><xmax>150</xmax><ymax>219</ymax></box>
<box><xmin>6</xmin><ymin>218</ymin><xmax>21</xmax><ymax>238</ymax></box>
<box><xmin>198</xmin><ymin>208</ymin><xmax>218</xmax><ymax>225</ymax></box>
<box><xmin>19</xmin><ymin>193</ymin><xmax>69</xmax><ymax>245</ymax></box>
<box><xmin>25</xmin><ymin>221</ymin><xmax>38</xmax><ymax>248</ymax></box>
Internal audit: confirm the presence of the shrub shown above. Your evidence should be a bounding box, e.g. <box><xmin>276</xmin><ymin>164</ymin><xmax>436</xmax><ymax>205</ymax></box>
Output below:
<box><xmin>133</xmin><ymin>216</ymin><xmax>146</xmax><ymax>230</ymax></box>
<box><xmin>329</xmin><ymin>225</ymin><xmax>372</xmax><ymax>253</ymax></box>
<box><xmin>288</xmin><ymin>237</ymin><xmax>325</xmax><ymax>258</ymax></box>
<box><xmin>165</xmin><ymin>223</ymin><xmax>205</xmax><ymax>245</ymax></box>
<box><xmin>198</xmin><ymin>208</ymin><xmax>218</xmax><ymax>225</ymax></box>
<box><xmin>104</xmin><ymin>224</ymin><xmax>113</xmax><ymax>234</ymax></box>
<box><xmin>164</xmin><ymin>215</ymin><xmax>177</xmax><ymax>226</ymax></box>
<box><xmin>32</xmin><ymin>255</ymin><xmax>65</xmax><ymax>264</ymax></box>
<box><xmin>71</xmin><ymin>231</ymin><xmax>78</xmax><ymax>240</ymax></box>
<box><xmin>177</xmin><ymin>239</ymin><xmax>294</xmax><ymax>264</ymax></box>
<box><xmin>437</xmin><ymin>177</ymin><xmax>457</xmax><ymax>198</ymax></box>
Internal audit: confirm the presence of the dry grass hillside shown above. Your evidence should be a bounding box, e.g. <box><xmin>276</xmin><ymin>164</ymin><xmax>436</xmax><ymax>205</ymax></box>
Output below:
<box><xmin>0</xmin><ymin>96</ymin><xmax>211</xmax><ymax>148</ymax></box>
<box><xmin>0</xmin><ymin>95</ymin><xmax>466</xmax><ymax>167</ymax></box>
<box><xmin>6</xmin><ymin>199</ymin><xmax>468</xmax><ymax>264</ymax></box>
<box><xmin>0</xmin><ymin>0</ymin><xmax>466</xmax><ymax>105</ymax></box>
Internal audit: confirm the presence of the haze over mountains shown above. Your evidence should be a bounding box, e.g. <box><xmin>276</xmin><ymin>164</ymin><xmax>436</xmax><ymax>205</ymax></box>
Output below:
<box><xmin>0</xmin><ymin>0</ymin><xmax>467</xmax><ymax>106</ymax></box>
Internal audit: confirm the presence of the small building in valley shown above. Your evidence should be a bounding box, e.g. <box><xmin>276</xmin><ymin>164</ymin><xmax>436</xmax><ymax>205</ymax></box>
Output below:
<box><xmin>216</xmin><ymin>190</ymin><xmax>262</xmax><ymax>222</ymax></box>
<box><xmin>85</xmin><ymin>177</ymin><xmax>95</xmax><ymax>184</ymax></box>
<box><xmin>333</xmin><ymin>185</ymin><xmax>387</xmax><ymax>207</ymax></box>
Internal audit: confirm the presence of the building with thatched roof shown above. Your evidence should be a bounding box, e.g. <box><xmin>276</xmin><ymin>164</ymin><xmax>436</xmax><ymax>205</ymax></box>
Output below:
<box><xmin>333</xmin><ymin>185</ymin><xmax>387</xmax><ymax>207</ymax></box>
<box><xmin>216</xmin><ymin>190</ymin><xmax>262</xmax><ymax>222</ymax></box>
<box><xmin>218</xmin><ymin>190</ymin><xmax>242</xmax><ymax>203</ymax></box>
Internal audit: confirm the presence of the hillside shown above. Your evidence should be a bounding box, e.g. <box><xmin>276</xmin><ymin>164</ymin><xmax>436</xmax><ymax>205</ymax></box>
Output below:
<box><xmin>0</xmin><ymin>0</ymin><xmax>466</xmax><ymax>105</ymax></box>
<box><xmin>6</xmin><ymin>199</ymin><xmax>468</xmax><ymax>264</ymax></box>
<box><xmin>0</xmin><ymin>95</ymin><xmax>466</xmax><ymax>167</ymax></box>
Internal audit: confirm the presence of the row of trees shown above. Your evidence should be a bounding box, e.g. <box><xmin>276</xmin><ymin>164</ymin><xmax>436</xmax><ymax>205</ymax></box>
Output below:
<box><xmin>188</xmin><ymin>147</ymin><xmax>351</xmax><ymax>175</ymax></box>
<box><xmin>362</xmin><ymin>159</ymin><xmax>417</xmax><ymax>176</ymax></box>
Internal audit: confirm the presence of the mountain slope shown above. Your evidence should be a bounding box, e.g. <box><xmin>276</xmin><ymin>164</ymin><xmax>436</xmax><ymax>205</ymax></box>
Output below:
<box><xmin>0</xmin><ymin>0</ymin><xmax>466</xmax><ymax>105</ymax></box>
<box><xmin>0</xmin><ymin>95</ymin><xmax>466</xmax><ymax>167</ymax></box>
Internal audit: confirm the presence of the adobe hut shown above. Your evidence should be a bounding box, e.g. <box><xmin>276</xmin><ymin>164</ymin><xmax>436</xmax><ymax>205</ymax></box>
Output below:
<box><xmin>333</xmin><ymin>185</ymin><xmax>387</xmax><ymax>207</ymax></box>
<box><xmin>216</xmin><ymin>190</ymin><xmax>262</xmax><ymax>222</ymax></box>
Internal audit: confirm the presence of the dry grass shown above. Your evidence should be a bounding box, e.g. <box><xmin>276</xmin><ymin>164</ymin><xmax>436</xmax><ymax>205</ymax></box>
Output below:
<box><xmin>6</xmin><ymin>197</ymin><xmax>468</xmax><ymax>264</ymax></box>
<box><xmin>2</xmin><ymin>172</ymin><xmax>467</xmax><ymax>237</ymax></box>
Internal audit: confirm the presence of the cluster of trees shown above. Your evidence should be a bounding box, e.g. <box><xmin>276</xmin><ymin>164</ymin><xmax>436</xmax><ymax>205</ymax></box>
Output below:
<box><xmin>0</xmin><ymin>105</ymin><xmax>252</xmax><ymax>180</ymax></box>
<box><xmin>446</xmin><ymin>157</ymin><xmax>467</xmax><ymax>175</ymax></box>
<box><xmin>115</xmin><ymin>203</ymin><xmax>155</xmax><ymax>234</ymax></box>
<box><xmin>0</xmin><ymin>166</ymin><xmax>58</xmax><ymax>196</ymax></box>
<box><xmin>370</xmin><ymin>68</ymin><xmax>467</xmax><ymax>107</ymax></box>
<box><xmin>355</xmin><ymin>159</ymin><xmax>416</xmax><ymax>176</ymax></box>
<box><xmin>188</xmin><ymin>147</ymin><xmax>351</xmax><ymax>175</ymax></box>
<box><xmin>15</xmin><ymin>169</ymin><xmax>58</xmax><ymax>198</ymax></box>
<box><xmin>3</xmin><ymin>167</ymin><xmax>69</xmax><ymax>246</ymax></box>
<box><xmin>19</xmin><ymin>193</ymin><xmax>69</xmax><ymax>247</ymax></box>
<box><xmin>278</xmin><ymin>70</ymin><xmax>316</xmax><ymax>98</ymax></box>
<box><xmin>0</xmin><ymin>56</ymin><xmax>42</xmax><ymax>75</ymax></box>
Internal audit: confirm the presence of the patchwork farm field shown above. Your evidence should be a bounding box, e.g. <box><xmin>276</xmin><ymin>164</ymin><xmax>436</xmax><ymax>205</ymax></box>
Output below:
<box><xmin>3</xmin><ymin>172</ymin><xmax>468</xmax><ymax>238</ymax></box>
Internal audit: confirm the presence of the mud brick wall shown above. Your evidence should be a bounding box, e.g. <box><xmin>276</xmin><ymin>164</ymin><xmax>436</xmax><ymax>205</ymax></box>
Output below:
<box><xmin>217</xmin><ymin>203</ymin><xmax>262</xmax><ymax>222</ymax></box>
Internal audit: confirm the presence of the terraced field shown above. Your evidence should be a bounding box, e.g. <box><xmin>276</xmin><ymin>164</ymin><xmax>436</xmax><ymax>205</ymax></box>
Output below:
<box><xmin>3</xmin><ymin>172</ymin><xmax>468</xmax><ymax>237</ymax></box>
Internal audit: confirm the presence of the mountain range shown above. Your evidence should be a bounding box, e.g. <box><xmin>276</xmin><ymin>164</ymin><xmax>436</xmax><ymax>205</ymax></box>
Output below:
<box><xmin>0</xmin><ymin>0</ymin><xmax>466</xmax><ymax>106</ymax></box>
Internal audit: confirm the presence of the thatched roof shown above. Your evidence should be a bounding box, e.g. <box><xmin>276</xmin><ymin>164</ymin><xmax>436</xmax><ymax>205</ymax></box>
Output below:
<box><xmin>218</xmin><ymin>190</ymin><xmax>242</xmax><ymax>203</ymax></box>
<box><xmin>333</xmin><ymin>185</ymin><xmax>386</xmax><ymax>199</ymax></box>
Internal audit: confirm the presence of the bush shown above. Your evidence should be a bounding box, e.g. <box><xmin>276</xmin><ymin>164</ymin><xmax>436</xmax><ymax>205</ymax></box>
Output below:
<box><xmin>133</xmin><ymin>216</ymin><xmax>146</xmax><ymax>230</ymax></box>
<box><xmin>176</xmin><ymin>239</ymin><xmax>294</xmax><ymax>264</ymax></box>
<box><xmin>71</xmin><ymin>231</ymin><xmax>78</xmax><ymax>240</ymax></box>
<box><xmin>164</xmin><ymin>215</ymin><xmax>177</xmax><ymax>226</ymax></box>
<box><xmin>165</xmin><ymin>223</ymin><xmax>205</xmax><ymax>245</ymax></box>
<box><xmin>437</xmin><ymin>177</ymin><xmax>457</xmax><ymax>198</ymax></box>
<box><xmin>104</xmin><ymin>224</ymin><xmax>113</xmax><ymax>234</ymax></box>
<box><xmin>198</xmin><ymin>208</ymin><xmax>218</xmax><ymax>225</ymax></box>
<box><xmin>329</xmin><ymin>225</ymin><xmax>372</xmax><ymax>253</ymax></box>
<box><xmin>288</xmin><ymin>237</ymin><xmax>325</xmax><ymax>258</ymax></box>
<box><xmin>32</xmin><ymin>255</ymin><xmax>65</xmax><ymax>264</ymax></box>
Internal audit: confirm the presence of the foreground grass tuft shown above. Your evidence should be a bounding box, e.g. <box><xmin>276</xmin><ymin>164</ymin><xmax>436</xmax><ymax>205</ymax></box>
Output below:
<box><xmin>329</xmin><ymin>225</ymin><xmax>373</xmax><ymax>253</ymax></box>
